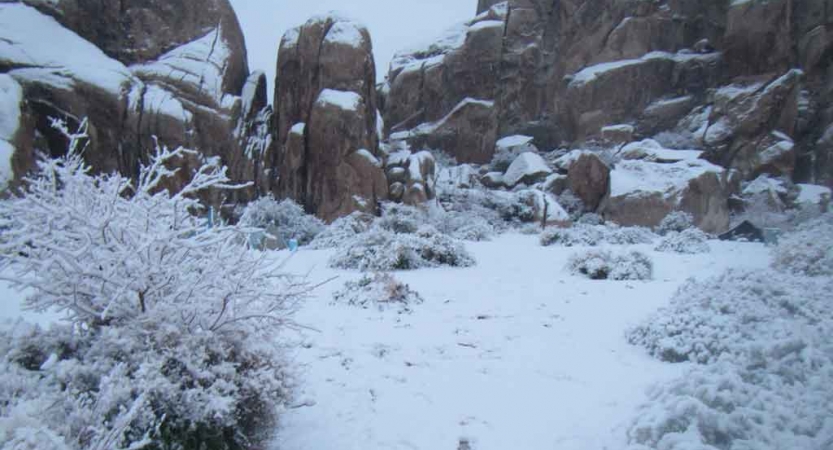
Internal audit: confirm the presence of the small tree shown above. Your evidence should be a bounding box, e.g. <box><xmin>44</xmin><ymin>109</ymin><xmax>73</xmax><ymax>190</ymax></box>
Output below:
<box><xmin>0</xmin><ymin>125</ymin><xmax>305</xmax><ymax>449</ymax></box>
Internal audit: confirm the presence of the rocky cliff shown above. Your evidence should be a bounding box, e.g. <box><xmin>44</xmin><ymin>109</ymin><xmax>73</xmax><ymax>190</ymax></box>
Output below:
<box><xmin>382</xmin><ymin>0</ymin><xmax>833</xmax><ymax>187</ymax></box>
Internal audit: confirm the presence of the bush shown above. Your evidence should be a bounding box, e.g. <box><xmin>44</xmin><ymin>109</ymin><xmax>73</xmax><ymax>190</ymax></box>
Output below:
<box><xmin>308</xmin><ymin>212</ymin><xmax>375</xmax><ymax>249</ymax></box>
<box><xmin>656</xmin><ymin>211</ymin><xmax>694</xmax><ymax>235</ymax></box>
<box><xmin>431</xmin><ymin>211</ymin><xmax>495</xmax><ymax>242</ymax></box>
<box><xmin>0</xmin><ymin>137</ymin><xmax>300</xmax><ymax>450</ymax></box>
<box><xmin>332</xmin><ymin>273</ymin><xmax>424</xmax><ymax>313</ymax></box>
<box><xmin>375</xmin><ymin>203</ymin><xmax>427</xmax><ymax>234</ymax></box>
<box><xmin>239</xmin><ymin>196</ymin><xmax>324</xmax><ymax>247</ymax></box>
<box><xmin>772</xmin><ymin>214</ymin><xmax>833</xmax><ymax>277</ymax></box>
<box><xmin>540</xmin><ymin>224</ymin><xmax>656</xmax><ymax>247</ymax></box>
<box><xmin>329</xmin><ymin>226</ymin><xmax>475</xmax><ymax>271</ymax></box>
<box><xmin>654</xmin><ymin>228</ymin><xmax>711</xmax><ymax>254</ymax></box>
<box><xmin>567</xmin><ymin>250</ymin><xmax>653</xmax><ymax>280</ymax></box>
<box><xmin>577</xmin><ymin>213</ymin><xmax>604</xmax><ymax>225</ymax></box>
<box><xmin>626</xmin><ymin>269</ymin><xmax>833</xmax><ymax>450</ymax></box>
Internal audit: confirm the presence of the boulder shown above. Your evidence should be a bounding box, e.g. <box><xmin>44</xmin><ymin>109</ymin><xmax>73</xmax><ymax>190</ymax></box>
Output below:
<box><xmin>274</xmin><ymin>15</ymin><xmax>386</xmax><ymax>220</ymax></box>
<box><xmin>601</xmin><ymin>124</ymin><xmax>635</xmax><ymax>145</ymax></box>
<box><xmin>566</xmin><ymin>152</ymin><xmax>611</xmax><ymax>212</ymax></box>
<box><xmin>504</xmin><ymin>152</ymin><xmax>552</xmax><ymax>187</ymax></box>
<box><xmin>602</xmin><ymin>158</ymin><xmax>730</xmax><ymax>233</ymax></box>
<box><xmin>481</xmin><ymin>172</ymin><xmax>507</xmax><ymax>189</ymax></box>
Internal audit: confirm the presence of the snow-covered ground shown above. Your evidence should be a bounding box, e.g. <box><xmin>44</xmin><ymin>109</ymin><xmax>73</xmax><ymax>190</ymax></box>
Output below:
<box><xmin>266</xmin><ymin>233</ymin><xmax>771</xmax><ymax>450</ymax></box>
<box><xmin>0</xmin><ymin>232</ymin><xmax>773</xmax><ymax>449</ymax></box>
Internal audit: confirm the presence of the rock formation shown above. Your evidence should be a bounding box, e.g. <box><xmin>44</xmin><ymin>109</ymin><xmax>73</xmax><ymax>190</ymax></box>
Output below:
<box><xmin>274</xmin><ymin>14</ymin><xmax>387</xmax><ymax>221</ymax></box>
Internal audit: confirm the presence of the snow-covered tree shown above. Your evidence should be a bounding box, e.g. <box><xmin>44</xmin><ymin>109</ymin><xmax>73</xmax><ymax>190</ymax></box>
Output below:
<box><xmin>0</xmin><ymin>127</ymin><xmax>305</xmax><ymax>450</ymax></box>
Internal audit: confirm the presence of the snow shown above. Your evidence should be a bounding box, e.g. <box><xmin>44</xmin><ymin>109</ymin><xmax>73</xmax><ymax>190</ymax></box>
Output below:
<box><xmin>553</xmin><ymin>150</ymin><xmax>593</xmax><ymax>171</ymax></box>
<box><xmin>0</xmin><ymin>3</ymin><xmax>135</xmax><ymax>96</ymax></box>
<box><xmin>281</xmin><ymin>26</ymin><xmax>302</xmax><ymax>49</ymax></box>
<box><xmin>408</xmin><ymin>151</ymin><xmax>434</xmax><ymax>182</ymax></box>
<box><xmin>268</xmin><ymin>233</ymin><xmax>772</xmax><ymax>450</ymax></box>
<box><xmin>618</xmin><ymin>139</ymin><xmax>703</xmax><ymax>162</ymax></box>
<box><xmin>468</xmin><ymin>20</ymin><xmax>504</xmax><ymax>32</ymax></box>
<box><xmin>0</xmin><ymin>140</ymin><xmax>15</xmax><ymax>191</ymax></box>
<box><xmin>796</xmin><ymin>184</ymin><xmax>832</xmax><ymax>204</ymax></box>
<box><xmin>0</xmin><ymin>75</ymin><xmax>23</xmax><ymax>142</ymax></box>
<box><xmin>141</xmin><ymin>85</ymin><xmax>193</xmax><ymax>123</ymax></box>
<box><xmin>503</xmin><ymin>152</ymin><xmax>552</xmax><ymax>187</ymax></box>
<box><xmin>131</xmin><ymin>26</ymin><xmax>232</xmax><ymax>104</ymax></box>
<box><xmin>759</xmin><ymin>135</ymin><xmax>794</xmax><ymax>163</ymax></box>
<box><xmin>291</xmin><ymin>122</ymin><xmax>307</xmax><ymax>135</ymax></box>
<box><xmin>316</xmin><ymin>89</ymin><xmax>362</xmax><ymax>111</ymax></box>
<box><xmin>241</xmin><ymin>70</ymin><xmax>265</xmax><ymax>118</ymax></box>
<box><xmin>742</xmin><ymin>175</ymin><xmax>788</xmax><ymax>196</ymax></box>
<box><xmin>610</xmin><ymin>159</ymin><xmax>723</xmax><ymax>198</ymax></box>
<box><xmin>394</xmin><ymin>98</ymin><xmax>495</xmax><ymax>140</ymax></box>
<box><xmin>569</xmin><ymin>52</ymin><xmax>718</xmax><ymax>88</ymax></box>
<box><xmin>324</xmin><ymin>20</ymin><xmax>367</xmax><ymax>48</ymax></box>
<box><xmin>496</xmin><ymin>135</ymin><xmax>534</xmax><ymax>150</ymax></box>
<box><xmin>389</xmin><ymin>20</ymin><xmax>470</xmax><ymax>74</ymax></box>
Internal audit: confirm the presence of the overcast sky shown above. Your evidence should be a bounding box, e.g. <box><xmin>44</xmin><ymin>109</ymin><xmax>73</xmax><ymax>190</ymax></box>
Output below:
<box><xmin>228</xmin><ymin>0</ymin><xmax>476</xmax><ymax>102</ymax></box>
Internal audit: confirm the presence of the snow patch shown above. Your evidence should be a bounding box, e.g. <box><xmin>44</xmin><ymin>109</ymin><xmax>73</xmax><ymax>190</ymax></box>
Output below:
<box><xmin>324</xmin><ymin>20</ymin><xmax>367</xmax><ymax>48</ymax></box>
<box><xmin>0</xmin><ymin>139</ymin><xmax>15</xmax><ymax>190</ymax></box>
<box><xmin>316</xmin><ymin>89</ymin><xmax>362</xmax><ymax>111</ymax></box>
<box><xmin>610</xmin><ymin>159</ymin><xmax>723</xmax><ymax>198</ymax></box>
<box><xmin>0</xmin><ymin>75</ymin><xmax>23</xmax><ymax>141</ymax></box>
<box><xmin>496</xmin><ymin>135</ymin><xmax>534</xmax><ymax>149</ymax></box>
<box><xmin>504</xmin><ymin>153</ymin><xmax>552</xmax><ymax>187</ymax></box>
<box><xmin>142</xmin><ymin>85</ymin><xmax>192</xmax><ymax>123</ymax></box>
<box><xmin>796</xmin><ymin>184</ymin><xmax>831</xmax><ymax>205</ymax></box>
<box><xmin>355</xmin><ymin>149</ymin><xmax>381</xmax><ymax>168</ymax></box>
<box><xmin>618</xmin><ymin>139</ymin><xmax>703</xmax><ymax>162</ymax></box>
<box><xmin>290</xmin><ymin>122</ymin><xmax>306</xmax><ymax>135</ymax></box>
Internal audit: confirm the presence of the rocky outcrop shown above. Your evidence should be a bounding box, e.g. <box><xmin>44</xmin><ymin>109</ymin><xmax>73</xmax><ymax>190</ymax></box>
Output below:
<box><xmin>0</xmin><ymin>1</ymin><xmax>262</xmax><ymax>202</ymax></box>
<box><xmin>274</xmin><ymin>15</ymin><xmax>386</xmax><ymax>221</ymax></box>
<box><xmin>386</xmin><ymin>149</ymin><xmax>437</xmax><ymax>205</ymax></box>
<box><xmin>566</xmin><ymin>153</ymin><xmax>611</xmax><ymax>212</ymax></box>
<box><xmin>382</xmin><ymin>0</ymin><xmax>833</xmax><ymax>187</ymax></box>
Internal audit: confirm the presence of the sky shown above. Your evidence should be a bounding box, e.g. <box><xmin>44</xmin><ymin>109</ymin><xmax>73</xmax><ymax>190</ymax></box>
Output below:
<box><xmin>228</xmin><ymin>0</ymin><xmax>476</xmax><ymax>102</ymax></box>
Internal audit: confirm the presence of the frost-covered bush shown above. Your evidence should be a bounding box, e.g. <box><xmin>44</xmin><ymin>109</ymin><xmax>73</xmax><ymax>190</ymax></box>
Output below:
<box><xmin>239</xmin><ymin>196</ymin><xmax>324</xmax><ymax>247</ymax></box>
<box><xmin>540</xmin><ymin>224</ymin><xmax>656</xmax><ymax>247</ymax></box>
<box><xmin>772</xmin><ymin>214</ymin><xmax>833</xmax><ymax>277</ymax></box>
<box><xmin>437</xmin><ymin>187</ymin><xmax>526</xmax><ymax>229</ymax></box>
<box><xmin>656</xmin><ymin>211</ymin><xmax>694</xmax><ymax>235</ymax></box>
<box><xmin>567</xmin><ymin>250</ymin><xmax>653</xmax><ymax>280</ymax></box>
<box><xmin>333</xmin><ymin>273</ymin><xmax>424</xmax><ymax>312</ymax></box>
<box><xmin>329</xmin><ymin>226</ymin><xmax>475</xmax><ymax>271</ymax></box>
<box><xmin>626</xmin><ymin>268</ymin><xmax>833</xmax><ymax>450</ymax></box>
<box><xmin>309</xmin><ymin>212</ymin><xmax>375</xmax><ymax>249</ymax></box>
<box><xmin>555</xmin><ymin>190</ymin><xmax>585</xmax><ymax>220</ymax></box>
<box><xmin>654</xmin><ymin>228</ymin><xmax>711</xmax><ymax>254</ymax></box>
<box><xmin>0</xmin><ymin>136</ymin><xmax>301</xmax><ymax>450</ymax></box>
<box><xmin>376</xmin><ymin>203</ymin><xmax>428</xmax><ymax>234</ymax></box>
<box><xmin>628</xmin><ymin>269</ymin><xmax>832</xmax><ymax>364</ymax></box>
<box><xmin>577</xmin><ymin>213</ymin><xmax>604</xmax><ymax>226</ymax></box>
<box><xmin>432</xmin><ymin>211</ymin><xmax>495</xmax><ymax>241</ymax></box>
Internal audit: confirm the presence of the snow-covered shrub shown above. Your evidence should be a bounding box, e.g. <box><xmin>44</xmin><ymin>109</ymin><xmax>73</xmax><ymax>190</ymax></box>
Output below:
<box><xmin>627</xmin><ymin>269</ymin><xmax>832</xmax><ymax>364</ymax></box>
<box><xmin>626</xmin><ymin>268</ymin><xmax>833</xmax><ymax>450</ymax></box>
<box><xmin>555</xmin><ymin>190</ymin><xmax>585</xmax><ymax>220</ymax></box>
<box><xmin>654</xmin><ymin>228</ymin><xmax>711</xmax><ymax>254</ymax></box>
<box><xmin>309</xmin><ymin>212</ymin><xmax>375</xmax><ymax>249</ymax></box>
<box><xmin>431</xmin><ymin>211</ymin><xmax>495</xmax><ymax>241</ymax></box>
<box><xmin>540</xmin><ymin>224</ymin><xmax>655</xmax><ymax>247</ymax></box>
<box><xmin>436</xmin><ymin>187</ymin><xmax>523</xmax><ymax>229</ymax></box>
<box><xmin>656</xmin><ymin>211</ymin><xmax>694</xmax><ymax>235</ymax></box>
<box><xmin>375</xmin><ymin>203</ymin><xmax>428</xmax><ymax>234</ymax></box>
<box><xmin>329</xmin><ymin>226</ymin><xmax>475</xmax><ymax>271</ymax></box>
<box><xmin>0</xmin><ymin>138</ymin><xmax>301</xmax><ymax>450</ymax></box>
<box><xmin>567</xmin><ymin>250</ymin><xmax>653</xmax><ymax>280</ymax></box>
<box><xmin>577</xmin><ymin>213</ymin><xmax>604</xmax><ymax>226</ymax></box>
<box><xmin>333</xmin><ymin>273</ymin><xmax>424</xmax><ymax>312</ymax></box>
<box><xmin>239</xmin><ymin>196</ymin><xmax>324</xmax><ymax>247</ymax></box>
<box><xmin>772</xmin><ymin>214</ymin><xmax>833</xmax><ymax>277</ymax></box>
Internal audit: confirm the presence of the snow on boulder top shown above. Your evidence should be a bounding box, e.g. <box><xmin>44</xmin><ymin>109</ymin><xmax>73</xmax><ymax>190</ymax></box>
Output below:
<box><xmin>316</xmin><ymin>89</ymin><xmax>362</xmax><ymax>111</ymax></box>
<box><xmin>610</xmin><ymin>159</ymin><xmax>723</xmax><ymax>199</ymax></box>
<box><xmin>392</xmin><ymin>98</ymin><xmax>494</xmax><ymax>140</ymax></box>
<box><xmin>389</xmin><ymin>20</ymin><xmax>470</xmax><ymax>74</ymax></box>
<box><xmin>619</xmin><ymin>139</ymin><xmax>703</xmax><ymax>162</ymax></box>
<box><xmin>496</xmin><ymin>135</ymin><xmax>534</xmax><ymax>150</ymax></box>
<box><xmin>504</xmin><ymin>152</ymin><xmax>552</xmax><ymax>187</ymax></box>
<box><xmin>131</xmin><ymin>26</ymin><xmax>232</xmax><ymax>105</ymax></box>
<box><xmin>569</xmin><ymin>51</ymin><xmax>719</xmax><ymax>88</ymax></box>
<box><xmin>355</xmin><ymin>149</ymin><xmax>381</xmax><ymax>168</ymax></box>
<box><xmin>554</xmin><ymin>149</ymin><xmax>593</xmax><ymax>171</ymax></box>
<box><xmin>0</xmin><ymin>3</ymin><xmax>135</xmax><ymax>96</ymax></box>
<box><xmin>796</xmin><ymin>184</ymin><xmax>832</xmax><ymax>204</ymax></box>
<box><xmin>324</xmin><ymin>20</ymin><xmax>367</xmax><ymax>48</ymax></box>
<box><xmin>0</xmin><ymin>75</ymin><xmax>23</xmax><ymax>141</ymax></box>
<box><xmin>290</xmin><ymin>123</ymin><xmax>306</xmax><ymax>135</ymax></box>
<box><xmin>281</xmin><ymin>26</ymin><xmax>302</xmax><ymax>49</ymax></box>
<box><xmin>742</xmin><ymin>175</ymin><xmax>789</xmax><ymax>196</ymax></box>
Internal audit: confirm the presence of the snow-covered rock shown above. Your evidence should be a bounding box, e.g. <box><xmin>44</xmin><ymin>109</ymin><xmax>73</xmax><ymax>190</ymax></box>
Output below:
<box><xmin>618</xmin><ymin>139</ymin><xmax>703</xmax><ymax>163</ymax></box>
<box><xmin>316</xmin><ymin>89</ymin><xmax>362</xmax><ymax>111</ymax></box>
<box><xmin>504</xmin><ymin>152</ymin><xmax>552</xmax><ymax>187</ymax></box>
<box><xmin>796</xmin><ymin>183</ymin><xmax>832</xmax><ymax>206</ymax></box>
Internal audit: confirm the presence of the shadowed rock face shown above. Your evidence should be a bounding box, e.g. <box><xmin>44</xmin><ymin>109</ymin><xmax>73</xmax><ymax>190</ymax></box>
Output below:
<box><xmin>2</xmin><ymin>0</ymin><xmax>261</xmax><ymax>205</ymax></box>
<box><xmin>274</xmin><ymin>15</ymin><xmax>387</xmax><ymax>222</ymax></box>
<box><xmin>383</xmin><ymin>0</ymin><xmax>833</xmax><ymax>187</ymax></box>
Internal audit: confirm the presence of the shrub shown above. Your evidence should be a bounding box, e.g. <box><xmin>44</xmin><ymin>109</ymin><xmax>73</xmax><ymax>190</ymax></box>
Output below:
<box><xmin>332</xmin><ymin>273</ymin><xmax>424</xmax><ymax>313</ymax></box>
<box><xmin>540</xmin><ymin>224</ymin><xmax>656</xmax><ymax>247</ymax></box>
<box><xmin>375</xmin><ymin>203</ymin><xmax>427</xmax><ymax>234</ymax></box>
<box><xmin>656</xmin><ymin>211</ymin><xmax>694</xmax><ymax>235</ymax></box>
<box><xmin>431</xmin><ymin>211</ymin><xmax>495</xmax><ymax>241</ymax></box>
<box><xmin>0</xmin><ymin>135</ymin><xmax>301</xmax><ymax>450</ymax></box>
<box><xmin>329</xmin><ymin>226</ymin><xmax>475</xmax><ymax>271</ymax></box>
<box><xmin>626</xmin><ymin>268</ymin><xmax>833</xmax><ymax>450</ymax></box>
<box><xmin>239</xmin><ymin>196</ymin><xmax>324</xmax><ymax>247</ymax></box>
<box><xmin>308</xmin><ymin>212</ymin><xmax>375</xmax><ymax>249</ymax></box>
<box><xmin>567</xmin><ymin>250</ymin><xmax>653</xmax><ymax>280</ymax></box>
<box><xmin>654</xmin><ymin>228</ymin><xmax>711</xmax><ymax>254</ymax></box>
<box><xmin>772</xmin><ymin>214</ymin><xmax>833</xmax><ymax>277</ymax></box>
<box><xmin>577</xmin><ymin>213</ymin><xmax>604</xmax><ymax>226</ymax></box>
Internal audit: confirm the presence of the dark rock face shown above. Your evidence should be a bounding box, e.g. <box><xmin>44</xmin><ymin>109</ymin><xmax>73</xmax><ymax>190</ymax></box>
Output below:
<box><xmin>382</xmin><ymin>0</ymin><xmax>833</xmax><ymax>187</ymax></box>
<box><xmin>566</xmin><ymin>153</ymin><xmax>611</xmax><ymax>212</ymax></box>
<box><xmin>1</xmin><ymin>1</ymin><xmax>262</xmax><ymax>204</ymax></box>
<box><xmin>274</xmin><ymin>15</ymin><xmax>387</xmax><ymax>221</ymax></box>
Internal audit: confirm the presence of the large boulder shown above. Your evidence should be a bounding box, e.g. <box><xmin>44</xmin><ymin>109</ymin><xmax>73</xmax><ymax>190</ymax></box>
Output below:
<box><xmin>566</xmin><ymin>152</ymin><xmax>611</xmax><ymax>212</ymax></box>
<box><xmin>274</xmin><ymin>14</ymin><xmax>386</xmax><ymax>221</ymax></box>
<box><xmin>503</xmin><ymin>152</ymin><xmax>552</xmax><ymax>188</ymax></box>
<box><xmin>601</xmin><ymin>158</ymin><xmax>730</xmax><ymax>233</ymax></box>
